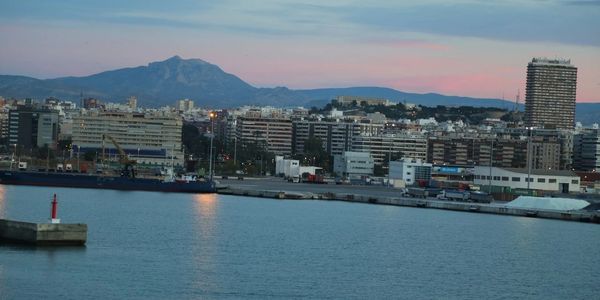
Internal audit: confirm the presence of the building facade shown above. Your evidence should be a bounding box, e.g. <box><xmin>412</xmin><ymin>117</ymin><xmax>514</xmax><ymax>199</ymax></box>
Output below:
<box><xmin>389</xmin><ymin>158</ymin><xmax>432</xmax><ymax>186</ymax></box>
<box><xmin>574</xmin><ymin>129</ymin><xmax>600</xmax><ymax>172</ymax></box>
<box><xmin>72</xmin><ymin>111</ymin><xmax>184</xmax><ymax>166</ymax></box>
<box><xmin>8</xmin><ymin>106</ymin><xmax>59</xmax><ymax>149</ymax></box>
<box><xmin>473</xmin><ymin>166</ymin><xmax>580</xmax><ymax>193</ymax></box>
<box><xmin>524</xmin><ymin>58</ymin><xmax>577</xmax><ymax>129</ymax></box>
<box><xmin>236</xmin><ymin>112</ymin><xmax>293</xmax><ymax>156</ymax></box>
<box><xmin>292</xmin><ymin>119</ymin><xmax>384</xmax><ymax>156</ymax></box>
<box><xmin>351</xmin><ymin>134</ymin><xmax>428</xmax><ymax>165</ymax></box>
<box><xmin>333</xmin><ymin>151</ymin><xmax>374</xmax><ymax>177</ymax></box>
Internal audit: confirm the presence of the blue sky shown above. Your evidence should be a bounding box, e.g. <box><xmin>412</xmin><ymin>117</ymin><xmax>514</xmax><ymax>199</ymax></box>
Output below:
<box><xmin>0</xmin><ymin>0</ymin><xmax>599</xmax><ymax>101</ymax></box>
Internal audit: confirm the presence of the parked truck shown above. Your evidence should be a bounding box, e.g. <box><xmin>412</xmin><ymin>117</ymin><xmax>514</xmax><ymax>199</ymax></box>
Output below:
<box><xmin>437</xmin><ymin>190</ymin><xmax>470</xmax><ymax>201</ymax></box>
<box><xmin>407</xmin><ymin>187</ymin><xmax>441</xmax><ymax>198</ymax></box>
<box><xmin>468</xmin><ymin>191</ymin><xmax>494</xmax><ymax>203</ymax></box>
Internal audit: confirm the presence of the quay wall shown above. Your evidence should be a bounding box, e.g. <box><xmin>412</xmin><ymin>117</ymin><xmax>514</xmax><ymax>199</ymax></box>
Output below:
<box><xmin>219</xmin><ymin>188</ymin><xmax>600</xmax><ymax>224</ymax></box>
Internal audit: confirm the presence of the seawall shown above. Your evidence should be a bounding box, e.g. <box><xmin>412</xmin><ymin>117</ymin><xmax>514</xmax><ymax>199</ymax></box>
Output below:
<box><xmin>0</xmin><ymin>219</ymin><xmax>87</xmax><ymax>245</ymax></box>
<box><xmin>219</xmin><ymin>188</ymin><xmax>600</xmax><ymax>224</ymax></box>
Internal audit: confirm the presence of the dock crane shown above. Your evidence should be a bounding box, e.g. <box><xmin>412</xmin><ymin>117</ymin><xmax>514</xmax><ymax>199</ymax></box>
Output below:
<box><xmin>102</xmin><ymin>134</ymin><xmax>137</xmax><ymax>178</ymax></box>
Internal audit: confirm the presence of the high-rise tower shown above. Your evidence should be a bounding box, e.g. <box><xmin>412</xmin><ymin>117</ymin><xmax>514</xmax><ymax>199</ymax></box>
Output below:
<box><xmin>524</xmin><ymin>58</ymin><xmax>577</xmax><ymax>129</ymax></box>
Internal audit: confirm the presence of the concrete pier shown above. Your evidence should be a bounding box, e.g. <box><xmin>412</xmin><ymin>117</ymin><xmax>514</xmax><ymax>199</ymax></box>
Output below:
<box><xmin>219</xmin><ymin>187</ymin><xmax>600</xmax><ymax>224</ymax></box>
<box><xmin>0</xmin><ymin>219</ymin><xmax>87</xmax><ymax>246</ymax></box>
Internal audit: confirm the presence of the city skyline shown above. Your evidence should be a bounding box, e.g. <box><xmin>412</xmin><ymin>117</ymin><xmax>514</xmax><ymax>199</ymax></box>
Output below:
<box><xmin>0</xmin><ymin>0</ymin><xmax>599</xmax><ymax>102</ymax></box>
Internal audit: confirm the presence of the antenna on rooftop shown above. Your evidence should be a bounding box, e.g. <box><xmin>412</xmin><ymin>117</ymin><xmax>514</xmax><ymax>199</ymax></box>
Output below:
<box><xmin>514</xmin><ymin>89</ymin><xmax>520</xmax><ymax>112</ymax></box>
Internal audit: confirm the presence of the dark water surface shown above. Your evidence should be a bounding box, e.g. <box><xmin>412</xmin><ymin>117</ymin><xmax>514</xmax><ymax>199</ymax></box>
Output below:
<box><xmin>0</xmin><ymin>185</ymin><xmax>598</xmax><ymax>299</ymax></box>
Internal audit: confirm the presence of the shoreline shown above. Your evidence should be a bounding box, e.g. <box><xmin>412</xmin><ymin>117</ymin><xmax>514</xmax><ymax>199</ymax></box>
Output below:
<box><xmin>218</xmin><ymin>184</ymin><xmax>600</xmax><ymax>225</ymax></box>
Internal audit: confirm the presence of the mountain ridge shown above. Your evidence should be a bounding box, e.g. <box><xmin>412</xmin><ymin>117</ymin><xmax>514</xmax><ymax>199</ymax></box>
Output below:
<box><xmin>0</xmin><ymin>56</ymin><xmax>598</xmax><ymax>124</ymax></box>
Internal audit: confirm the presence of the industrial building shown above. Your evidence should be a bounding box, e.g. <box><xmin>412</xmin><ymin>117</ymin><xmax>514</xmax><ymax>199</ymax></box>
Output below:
<box><xmin>333</xmin><ymin>151</ymin><xmax>374</xmax><ymax>177</ymax></box>
<box><xmin>389</xmin><ymin>158</ymin><xmax>432</xmax><ymax>187</ymax></box>
<box><xmin>473</xmin><ymin>166</ymin><xmax>580</xmax><ymax>193</ymax></box>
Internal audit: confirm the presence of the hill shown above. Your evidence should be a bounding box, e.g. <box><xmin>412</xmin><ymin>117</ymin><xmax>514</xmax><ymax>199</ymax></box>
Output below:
<box><xmin>0</xmin><ymin>56</ymin><xmax>598</xmax><ymax>124</ymax></box>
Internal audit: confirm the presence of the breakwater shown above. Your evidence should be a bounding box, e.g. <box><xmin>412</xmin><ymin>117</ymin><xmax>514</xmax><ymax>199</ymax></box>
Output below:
<box><xmin>0</xmin><ymin>219</ymin><xmax>87</xmax><ymax>245</ymax></box>
<box><xmin>219</xmin><ymin>187</ymin><xmax>600</xmax><ymax>224</ymax></box>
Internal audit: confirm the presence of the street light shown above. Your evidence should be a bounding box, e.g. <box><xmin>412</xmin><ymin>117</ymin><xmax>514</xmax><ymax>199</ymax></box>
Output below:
<box><xmin>208</xmin><ymin>112</ymin><xmax>215</xmax><ymax>181</ymax></box>
<box><xmin>525</xmin><ymin>127</ymin><xmax>535</xmax><ymax>191</ymax></box>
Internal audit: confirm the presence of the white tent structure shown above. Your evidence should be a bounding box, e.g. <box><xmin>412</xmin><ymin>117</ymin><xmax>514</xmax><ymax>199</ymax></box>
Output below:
<box><xmin>506</xmin><ymin>196</ymin><xmax>590</xmax><ymax>211</ymax></box>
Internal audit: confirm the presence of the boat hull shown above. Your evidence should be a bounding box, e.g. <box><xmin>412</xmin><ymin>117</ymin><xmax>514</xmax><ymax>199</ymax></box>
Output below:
<box><xmin>0</xmin><ymin>171</ymin><xmax>216</xmax><ymax>193</ymax></box>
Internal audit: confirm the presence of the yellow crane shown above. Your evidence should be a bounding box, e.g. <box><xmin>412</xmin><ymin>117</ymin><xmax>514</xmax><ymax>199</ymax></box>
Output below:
<box><xmin>102</xmin><ymin>134</ymin><xmax>137</xmax><ymax>178</ymax></box>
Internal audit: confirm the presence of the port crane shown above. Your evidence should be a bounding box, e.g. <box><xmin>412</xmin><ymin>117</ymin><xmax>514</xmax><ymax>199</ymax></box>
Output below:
<box><xmin>102</xmin><ymin>134</ymin><xmax>137</xmax><ymax>178</ymax></box>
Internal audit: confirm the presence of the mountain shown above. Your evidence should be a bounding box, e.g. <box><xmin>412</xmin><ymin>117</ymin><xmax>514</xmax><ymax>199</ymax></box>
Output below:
<box><xmin>0</xmin><ymin>56</ymin><xmax>598</xmax><ymax>124</ymax></box>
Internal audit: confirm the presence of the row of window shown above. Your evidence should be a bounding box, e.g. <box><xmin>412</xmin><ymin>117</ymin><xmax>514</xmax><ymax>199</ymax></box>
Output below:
<box><xmin>475</xmin><ymin>175</ymin><xmax>579</xmax><ymax>184</ymax></box>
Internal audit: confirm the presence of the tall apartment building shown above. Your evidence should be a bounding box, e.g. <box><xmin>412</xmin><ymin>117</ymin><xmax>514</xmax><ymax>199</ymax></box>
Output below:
<box><xmin>236</xmin><ymin>112</ymin><xmax>293</xmax><ymax>155</ymax></box>
<box><xmin>351</xmin><ymin>134</ymin><xmax>428</xmax><ymax>165</ymax></box>
<box><xmin>176</xmin><ymin>99</ymin><xmax>195</xmax><ymax>112</ymax></box>
<box><xmin>72</xmin><ymin>112</ymin><xmax>184</xmax><ymax>166</ymax></box>
<box><xmin>293</xmin><ymin>119</ymin><xmax>384</xmax><ymax>156</ymax></box>
<box><xmin>8</xmin><ymin>106</ymin><xmax>59</xmax><ymax>149</ymax></box>
<box><xmin>524</xmin><ymin>58</ymin><xmax>577</xmax><ymax>129</ymax></box>
<box><xmin>127</xmin><ymin>96</ymin><xmax>137</xmax><ymax>110</ymax></box>
<box><xmin>573</xmin><ymin>129</ymin><xmax>600</xmax><ymax>171</ymax></box>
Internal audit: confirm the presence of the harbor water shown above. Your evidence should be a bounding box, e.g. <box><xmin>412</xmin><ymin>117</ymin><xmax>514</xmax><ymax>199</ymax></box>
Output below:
<box><xmin>0</xmin><ymin>185</ymin><xmax>598</xmax><ymax>299</ymax></box>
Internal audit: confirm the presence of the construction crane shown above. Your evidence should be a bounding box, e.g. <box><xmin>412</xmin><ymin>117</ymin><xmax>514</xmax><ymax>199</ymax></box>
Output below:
<box><xmin>102</xmin><ymin>134</ymin><xmax>137</xmax><ymax>178</ymax></box>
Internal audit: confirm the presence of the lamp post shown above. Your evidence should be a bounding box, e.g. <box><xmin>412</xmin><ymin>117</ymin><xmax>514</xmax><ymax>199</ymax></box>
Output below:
<box><xmin>488</xmin><ymin>138</ymin><xmax>493</xmax><ymax>193</ymax></box>
<box><xmin>526</xmin><ymin>127</ymin><xmax>534</xmax><ymax>191</ymax></box>
<box><xmin>208</xmin><ymin>112</ymin><xmax>215</xmax><ymax>181</ymax></box>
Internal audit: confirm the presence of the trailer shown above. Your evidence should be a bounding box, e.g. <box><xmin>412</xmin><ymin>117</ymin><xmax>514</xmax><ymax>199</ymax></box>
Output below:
<box><xmin>469</xmin><ymin>191</ymin><xmax>493</xmax><ymax>203</ymax></box>
<box><xmin>408</xmin><ymin>187</ymin><xmax>441</xmax><ymax>198</ymax></box>
<box><xmin>437</xmin><ymin>190</ymin><xmax>470</xmax><ymax>201</ymax></box>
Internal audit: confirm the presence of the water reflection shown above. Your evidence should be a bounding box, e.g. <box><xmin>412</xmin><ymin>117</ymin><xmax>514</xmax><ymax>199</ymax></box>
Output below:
<box><xmin>0</xmin><ymin>185</ymin><xmax>5</xmax><ymax>219</ymax></box>
<box><xmin>192</xmin><ymin>194</ymin><xmax>219</xmax><ymax>293</ymax></box>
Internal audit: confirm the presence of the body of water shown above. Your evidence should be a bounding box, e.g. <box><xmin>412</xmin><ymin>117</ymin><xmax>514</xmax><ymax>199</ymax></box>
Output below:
<box><xmin>0</xmin><ymin>185</ymin><xmax>598</xmax><ymax>299</ymax></box>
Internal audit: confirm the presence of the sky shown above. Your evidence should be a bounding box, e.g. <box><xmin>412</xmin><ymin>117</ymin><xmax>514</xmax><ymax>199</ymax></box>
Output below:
<box><xmin>0</xmin><ymin>0</ymin><xmax>599</xmax><ymax>102</ymax></box>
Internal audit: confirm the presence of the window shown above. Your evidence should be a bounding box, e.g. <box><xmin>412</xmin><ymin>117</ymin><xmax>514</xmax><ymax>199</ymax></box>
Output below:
<box><xmin>493</xmin><ymin>176</ymin><xmax>500</xmax><ymax>181</ymax></box>
<box><xmin>549</xmin><ymin>179</ymin><xmax>557</xmax><ymax>183</ymax></box>
<box><xmin>512</xmin><ymin>177</ymin><xmax>520</xmax><ymax>182</ymax></box>
<box><xmin>537</xmin><ymin>178</ymin><xmax>545</xmax><ymax>183</ymax></box>
<box><xmin>572</xmin><ymin>180</ymin><xmax>579</xmax><ymax>184</ymax></box>
<box><xmin>502</xmin><ymin>177</ymin><xmax>509</xmax><ymax>181</ymax></box>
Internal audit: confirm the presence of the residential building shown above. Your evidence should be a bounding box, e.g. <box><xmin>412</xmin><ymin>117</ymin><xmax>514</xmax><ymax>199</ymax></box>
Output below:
<box><xmin>292</xmin><ymin>118</ymin><xmax>384</xmax><ymax>156</ymax></box>
<box><xmin>524</xmin><ymin>58</ymin><xmax>577</xmax><ymax>129</ymax></box>
<box><xmin>236</xmin><ymin>111</ymin><xmax>293</xmax><ymax>155</ymax></box>
<box><xmin>127</xmin><ymin>96</ymin><xmax>137</xmax><ymax>109</ymax></box>
<box><xmin>177</xmin><ymin>99</ymin><xmax>195</xmax><ymax>112</ymax></box>
<box><xmin>351</xmin><ymin>133</ymin><xmax>428</xmax><ymax>165</ymax></box>
<box><xmin>574</xmin><ymin>129</ymin><xmax>600</xmax><ymax>171</ymax></box>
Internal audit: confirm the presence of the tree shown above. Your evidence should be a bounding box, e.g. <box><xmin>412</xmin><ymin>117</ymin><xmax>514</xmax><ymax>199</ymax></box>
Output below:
<box><xmin>302</xmin><ymin>136</ymin><xmax>331</xmax><ymax>171</ymax></box>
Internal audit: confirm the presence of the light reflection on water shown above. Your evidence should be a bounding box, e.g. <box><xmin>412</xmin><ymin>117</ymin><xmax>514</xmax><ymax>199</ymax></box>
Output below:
<box><xmin>0</xmin><ymin>185</ymin><xmax>5</xmax><ymax>219</ymax></box>
<box><xmin>192</xmin><ymin>193</ymin><xmax>219</xmax><ymax>294</ymax></box>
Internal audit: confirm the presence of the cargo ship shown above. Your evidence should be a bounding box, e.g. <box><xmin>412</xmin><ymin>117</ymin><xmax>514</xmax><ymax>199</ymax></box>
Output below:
<box><xmin>0</xmin><ymin>170</ymin><xmax>216</xmax><ymax>193</ymax></box>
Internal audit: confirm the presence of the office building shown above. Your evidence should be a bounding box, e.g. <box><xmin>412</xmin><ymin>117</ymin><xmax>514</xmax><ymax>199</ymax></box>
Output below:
<box><xmin>333</xmin><ymin>151</ymin><xmax>374</xmax><ymax>177</ymax></box>
<box><xmin>524</xmin><ymin>58</ymin><xmax>577</xmax><ymax>129</ymax></box>
<box><xmin>389</xmin><ymin>158</ymin><xmax>432</xmax><ymax>186</ymax></box>
<box><xmin>8</xmin><ymin>106</ymin><xmax>59</xmax><ymax>149</ymax></box>
<box><xmin>72</xmin><ymin>111</ymin><xmax>184</xmax><ymax>166</ymax></box>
